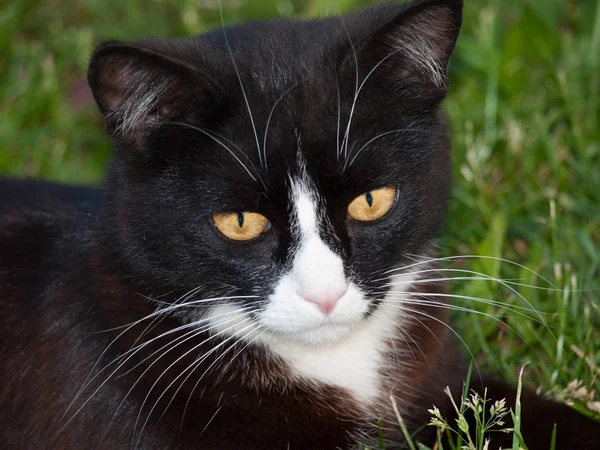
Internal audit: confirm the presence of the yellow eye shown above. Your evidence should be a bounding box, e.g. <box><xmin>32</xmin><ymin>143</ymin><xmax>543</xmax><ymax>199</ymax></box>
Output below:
<box><xmin>213</xmin><ymin>212</ymin><xmax>270</xmax><ymax>241</ymax></box>
<box><xmin>348</xmin><ymin>186</ymin><xmax>397</xmax><ymax>222</ymax></box>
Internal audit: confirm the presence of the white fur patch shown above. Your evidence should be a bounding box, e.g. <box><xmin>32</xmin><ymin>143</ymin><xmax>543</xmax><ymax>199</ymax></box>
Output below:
<box><xmin>260</xmin><ymin>270</ymin><xmax>418</xmax><ymax>404</ymax></box>
<box><xmin>293</xmin><ymin>182</ymin><xmax>319</xmax><ymax>233</ymax></box>
<box><xmin>203</xmin><ymin>168</ymin><xmax>425</xmax><ymax>404</ymax></box>
<box><xmin>262</xmin><ymin>301</ymin><xmax>402</xmax><ymax>403</ymax></box>
<box><xmin>257</xmin><ymin>175</ymin><xmax>361</xmax><ymax>344</ymax></box>
<box><xmin>206</xmin><ymin>270</ymin><xmax>420</xmax><ymax>405</ymax></box>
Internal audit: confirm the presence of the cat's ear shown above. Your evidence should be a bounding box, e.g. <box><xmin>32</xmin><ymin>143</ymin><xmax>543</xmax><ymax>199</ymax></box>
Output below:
<box><xmin>358</xmin><ymin>0</ymin><xmax>463</xmax><ymax>94</ymax></box>
<box><xmin>88</xmin><ymin>41</ymin><xmax>218</xmax><ymax>148</ymax></box>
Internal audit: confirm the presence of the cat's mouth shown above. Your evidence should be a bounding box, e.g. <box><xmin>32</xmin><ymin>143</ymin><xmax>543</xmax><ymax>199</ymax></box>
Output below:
<box><xmin>286</xmin><ymin>320</ymin><xmax>358</xmax><ymax>345</ymax></box>
<box><xmin>255</xmin><ymin>316</ymin><xmax>361</xmax><ymax>347</ymax></box>
<box><xmin>256</xmin><ymin>284</ymin><xmax>371</xmax><ymax>345</ymax></box>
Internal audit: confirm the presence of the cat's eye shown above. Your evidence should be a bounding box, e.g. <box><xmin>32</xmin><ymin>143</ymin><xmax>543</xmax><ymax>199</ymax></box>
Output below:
<box><xmin>347</xmin><ymin>186</ymin><xmax>397</xmax><ymax>222</ymax></box>
<box><xmin>212</xmin><ymin>211</ymin><xmax>270</xmax><ymax>241</ymax></box>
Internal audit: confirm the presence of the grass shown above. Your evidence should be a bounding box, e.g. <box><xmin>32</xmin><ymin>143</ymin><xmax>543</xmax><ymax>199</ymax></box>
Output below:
<box><xmin>1</xmin><ymin>0</ymin><xmax>599</xmax><ymax>447</ymax></box>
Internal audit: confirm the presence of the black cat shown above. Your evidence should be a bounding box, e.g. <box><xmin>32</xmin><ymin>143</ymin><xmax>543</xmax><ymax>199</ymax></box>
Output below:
<box><xmin>1</xmin><ymin>0</ymin><xmax>599</xmax><ymax>448</ymax></box>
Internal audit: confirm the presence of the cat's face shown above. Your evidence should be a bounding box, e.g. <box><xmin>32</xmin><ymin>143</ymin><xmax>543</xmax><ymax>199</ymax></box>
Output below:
<box><xmin>90</xmin><ymin>0</ymin><xmax>462</xmax><ymax>345</ymax></box>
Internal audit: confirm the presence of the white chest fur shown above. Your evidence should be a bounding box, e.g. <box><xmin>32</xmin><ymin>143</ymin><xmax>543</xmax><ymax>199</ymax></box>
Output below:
<box><xmin>263</xmin><ymin>303</ymin><xmax>402</xmax><ymax>404</ymax></box>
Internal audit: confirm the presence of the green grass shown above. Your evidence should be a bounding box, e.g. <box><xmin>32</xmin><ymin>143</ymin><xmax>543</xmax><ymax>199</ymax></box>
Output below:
<box><xmin>2</xmin><ymin>0</ymin><xmax>599</xmax><ymax>447</ymax></box>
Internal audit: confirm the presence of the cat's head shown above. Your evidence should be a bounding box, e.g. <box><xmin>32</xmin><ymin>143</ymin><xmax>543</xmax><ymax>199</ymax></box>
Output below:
<box><xmin>89</xmin><ymin>0</ymin><xmax>462</xmax><ymax>345</ymax></box>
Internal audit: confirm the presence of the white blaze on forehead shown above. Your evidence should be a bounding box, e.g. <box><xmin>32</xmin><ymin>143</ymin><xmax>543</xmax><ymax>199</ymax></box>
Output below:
<box><xmin>289</xmin><ymin>177</ymin><xmax>346</xmax><ymax>301</ymax></box>
<box><xmin>292</xmin><ymin>182</ymin><xmax>319</xmax><ymax>233</ymax></box>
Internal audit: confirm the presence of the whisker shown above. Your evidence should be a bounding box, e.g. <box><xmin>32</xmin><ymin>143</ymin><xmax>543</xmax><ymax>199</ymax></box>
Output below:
<box><xmin>199</xmin><ymin>405</ymin><xmax>223</xmax><ymax>438</ymax></box>
<box><xmin>133</xmin><ymin>320</ymin><xmax>259</xmax><ymax>448</ymax></box>
<box><xmin>162</xmin><ymin>121</ymin><xmax>259</xmax><ymax>183</ymax></box>
<box><xmin>218</xmin><ymin>0</ymin><xmax>262</xmax><ymax>169</ymax></box>
<box><xmin>130</xmin><ymin>317</ymin><xmax>258</xmax><ymax>440</ymax></box>
<box><xmin>390</xmin><ymin>254</ymin><xmax>560</xmax><ymax>290</ymax></box>
<box><xmin>111</xmin><ymin>308</ymin><xmax>256</xmax><ymax>382</ymax></box>
<box><xmin>60</xmin><ymin>311</ymin><xmax>252</xmax><ymax>440</ymax></box>
<box><xmin>385</xmin><ymin>296</ymin><xmax>546</xmax><ymax>328</ymax></box>
<box><xmin>179</xmin><ymin>326</ymin><xmax>268</xmax><ymax>431</ymax></box>
<box><xmin>386</xmin><ymin>303</ymin><xmax>482</xmax><ymax>381</ymax></box>
<box><xmin>341</xmin><ymin>45</ymin><xmax>419</xmax><ymax>169</ymax></box>
<box><xmin>392</xmin><ymin>321</ymin><xmax>427</xmax><ymax>365</ymax></box>
<box><xmin>382</xmin><ymin>273</ymin><xmax>560</xmax><ymax>292</ymax></box>
<box><xmin>345</xmin><ymin>128</ymin><xmax>446</xmax><ymax>169</ymax></box>
<box><xmin>122</xmin><ymin>293</ymin><xmax>259</xmax><ymax>373</ymax></box>
<box><xmin>62</xmin><ymin>285</ymin><xmax>211</xmax><ymax>420</ymax></box>
<box><xmin>382</xmin><ymin>284</ymin><xmax>552</xmax><ymax>316</ymax></box>
<box><xmin>149</xmin><ymin>295</ymin><xmax>260</xmax><ymax>312</ymax></box>
<box><xmin>380</xmin><ymin>263</ymin><xmax>557</xmax><ymax>342</ymax></box>
<box><xmin>117</xmin><ymin>303</ymin><xmax>262</xmax><ymax>378</ymax></box>
<box><xmin>383</xmin><ymin>254</ymin><xmax>581</xmax><ymax>367</ymax></box>
<box><xmin>127</xmin><ymin>286</ymin><xmax>216</xmax><ymax>355</ymax></box>
<box><xmin>98</xmin><ymin>329</ymin><xmax>204</xmax><ymax>445</ymax></box>
<box><xmin>338</xmin><ymin>17</ymin><xmax>359</xmax><ymax>161</ymax></box>
<box><xmin>263</xmin><ymin>79</ymin><xmax>307</xmax><ymax>173</ymax></box>
<box><xmin>386</xmin><ymin>297</ymin><xmax>535</xmax><ymax>368</ymax></box>
<box><xmin>101</xmin><ymin>310</ymin><xmax>257</xmax><ymax>443</ymax></box>
<box><xmin>208</xmin><ymin>324</ymin><xmax>267</xmax><ymax>385</ymax></box>
<box><xmin>388</xmin><ymin>324</ymin><xmax>415</xmax><ymax>366</ymax></box>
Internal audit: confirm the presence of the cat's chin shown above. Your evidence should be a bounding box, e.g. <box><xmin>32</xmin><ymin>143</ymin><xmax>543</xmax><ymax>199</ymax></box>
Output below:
<box><xmin>266</xmin><ymin>320</ymin><xmax>358</xmax><ymax>346</ymax></box>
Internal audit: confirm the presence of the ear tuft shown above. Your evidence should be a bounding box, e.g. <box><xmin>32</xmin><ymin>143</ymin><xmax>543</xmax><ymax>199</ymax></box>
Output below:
<box><xmin>87</xmin><ymin>41</ymin><xmax>210</xmax><ymax>147</ymax></box>
<box><xmin>360</xmin><ymin>0</ymin><xmax>463</xmax><ymax>92</ymax></box>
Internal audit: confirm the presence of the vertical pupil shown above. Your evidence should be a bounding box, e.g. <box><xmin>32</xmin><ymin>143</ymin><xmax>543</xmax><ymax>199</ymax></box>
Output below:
<box><xmin>237</xmin><ymin>212</ymin><xmax>244</xmax><ymax>228</ymax></box>
<box><xmin>366</xmin><ymin>192</ymin><xmax>373</xmax><ymax>207</ymax></box>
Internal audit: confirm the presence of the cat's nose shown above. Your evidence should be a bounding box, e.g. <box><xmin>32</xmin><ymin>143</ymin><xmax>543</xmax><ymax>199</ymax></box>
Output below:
<box><xmin>304</xmin><ymin>287</ymin><xmax>347</xmax><ymax>315</ymax></box>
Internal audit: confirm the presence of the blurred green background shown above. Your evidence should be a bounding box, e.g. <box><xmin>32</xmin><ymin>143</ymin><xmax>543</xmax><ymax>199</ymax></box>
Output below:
<box><xmin>1</xmin><ymin>0</ymin><xmax>599</xmax><ymax>416</ymax></box>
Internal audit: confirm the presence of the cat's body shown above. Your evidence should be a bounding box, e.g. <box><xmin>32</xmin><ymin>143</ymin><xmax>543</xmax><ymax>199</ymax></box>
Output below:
<box><xmin>2</xmin><ymin>1</ymin><xmax>599</xmax><ymax>449</ymax></box>
<box><xmin>0</xmin><ymin>180</ymin><xmax>455</xmax><ymax>449</ymax></box>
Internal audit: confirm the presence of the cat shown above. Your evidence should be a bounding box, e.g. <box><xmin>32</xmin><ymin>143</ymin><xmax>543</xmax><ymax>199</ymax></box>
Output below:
<box><xmin>1</xmin><ymin>0</ymin><xmax>599</xmax><ymax>448</ymax></box>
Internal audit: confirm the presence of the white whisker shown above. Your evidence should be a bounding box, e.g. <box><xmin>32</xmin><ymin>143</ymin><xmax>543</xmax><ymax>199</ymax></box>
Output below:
<box><xmin>117</xmin><ymin>303</ymin><xmax>262</xmax><ymax>379</ymax></box>
<box><xmin>382</xmin><ymin>284</ymin><xmax>551</xmax><ymax>316</ymax></box>
<box><xmin>263</xmin><ymin>79</ymin><xmax>307</xmax><ymax>172</ymax></box>
<box><xmin>179</xmin><ymin>326</ymin><xmax>268</xmax><ymax>430</ymax></box>
<box><xmin>61</xmin><ymin>311</ymin><xmax>253</xmax><ymax>440</ymax></box>
<box><xmin>392</xmin><ymin>322</ymin><xmax>428</xmax><ymax>364</ymax></box>
<box><xmin>338</xmin><ymin>17</ymin><xmax>359</xmax><ymax>161</ymax></box>
<box><xmin>385</xmin><ymin>297</ymin><xmax>542</xmax><ymax>333</ymax></box>
<box><xmin>386</xmin><ymin>303</ymin><xmax>482</xmax><ymax>380</ymax></box>
<box><xmin>380</xmin><ymin>260</ymin><xmax>558</xmax><ymax>341</ymax></box>
<box><xmin>101</xmin><ymin>310</ymin><xmax>257</xmax><ymax>443</ymax></box>
<box><xmin>163</xmin><ymin>121</ymin><xmax>259</xmax><ymax>183</ymax></box>
<box><xmin>341</xmin><ymin>45</ymin><xmax>411</xmax><ymax>168</ymax></box>
<box><xmin>378</xmin><ymin>273</ymin><xmax>560</xmax><ymax>293</ymax></box>
<box><xmin>388</xmin><ymin>254</ymin><xmax>560</xmax><ymax>290</ymax></box>
<box><xmin>199</xmin><ymin>405</ymin><xmax>223</xmax><ymax>437</ymax></box>
<box><xmin>218</xmin><ymin>0</ymin><xmax>262</xmax><ymax>169</ymax></box>
<box><xmin>62</xmin><ymin>285</ymin><xmax>210</xmax><ymax>420</ymax></box>
<box><xmin>133</xmin><ymin>319</ymin><xmax>259</xmax><ymax>448</ymax></box>
<box><xmin>345</xmin><ymin>128</ymin><xmax>444</xmax><ymax>169</ymax></box>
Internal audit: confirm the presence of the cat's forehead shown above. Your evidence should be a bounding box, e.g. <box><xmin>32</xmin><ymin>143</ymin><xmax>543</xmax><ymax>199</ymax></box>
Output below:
<box><xmin>200</xmin><ymin>9</ymin><xmax>396</xmax><ymax>78</ymax></box>
<box><xmin>116</xmin><ymin>2</ymin><xmax>454</xmax><ymax>207</ymax></box>
<box><xmin>191</xmin><ymin>5</ymin><xmax>410</xmax><ymax>102</ymax></box>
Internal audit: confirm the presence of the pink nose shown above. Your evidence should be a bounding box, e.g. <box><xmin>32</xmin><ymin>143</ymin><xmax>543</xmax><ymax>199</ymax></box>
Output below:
<box><xmin>304</xmin><ymin>287</ymin><xmax>347</xmax><ymax>315</ymax></box>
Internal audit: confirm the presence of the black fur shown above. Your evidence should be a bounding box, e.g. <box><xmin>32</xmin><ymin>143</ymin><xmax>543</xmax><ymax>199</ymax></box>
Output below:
<box><xmin>1</xmin><ymin>1</ymin><xmax>599</xmax><ymax>449</ymax></box>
